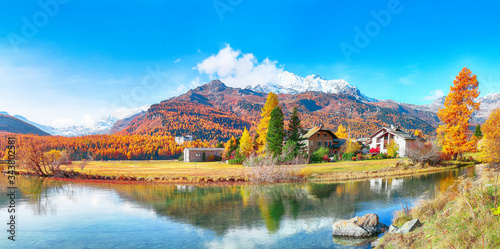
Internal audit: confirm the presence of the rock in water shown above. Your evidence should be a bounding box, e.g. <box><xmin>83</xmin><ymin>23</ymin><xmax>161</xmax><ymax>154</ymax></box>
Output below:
<box><xmin>332</xmin><ymin>213</ymin><xmax>388</xmax><ymax>237</ymax></box>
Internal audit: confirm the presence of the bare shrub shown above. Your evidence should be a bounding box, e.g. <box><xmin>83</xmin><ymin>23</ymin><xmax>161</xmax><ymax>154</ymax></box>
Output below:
<box><xmin>407</xmin><ymin>140</ymin><xmax>443</xmax><ymax>166</ymax></box>
<box><xmin>244</xmin><ymin>146</ymin><xmax>306</xmax><ymax>183</ymax></box>
<box><xmin>22</xmin><ymin>141</ymin><xmax>63</xmax><ymax>177</ymax></box>
<box><xmin>80</xmin><ymin>160</ymin><xmax>88</xmax><ymax>170</ymax></box>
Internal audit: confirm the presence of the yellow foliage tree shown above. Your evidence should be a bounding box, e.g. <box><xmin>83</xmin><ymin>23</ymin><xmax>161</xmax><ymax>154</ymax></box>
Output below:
<box><xmin>480</xmin><ymin>108</ymin><xmax>500</xmax><ymax>165</ymax></box>
<box><xmin>256</xmin><ymin>92</ymin><xmax>279</xmax><ymax>153</ymax></box>
<box><xmin>437</xmin><ymin>67</ymin><xmax>480</xmax><ymax>159</ymax></box>
<box><xmin>387</xmin><ymin>140</ymin><xmax>399</xmax><ymax>158</ymax></box>
<box><xmin>342</xmin><ymin>139</ymin><xmax>362</xmax><ymax>154</ymax></box>
<box><xmin>239</xmin><ymin>128</ymin><xmax>253</xmax><ymax>157</ymax></box>
<box><xmin>335</xmin><ymin>124</ymin><xmax>348</xmax><ymax>139</ymax></box>
<box><xmin>414</xmin><ymin>129</ymin><xmax>420</xmax><ymax>137</ymax></box>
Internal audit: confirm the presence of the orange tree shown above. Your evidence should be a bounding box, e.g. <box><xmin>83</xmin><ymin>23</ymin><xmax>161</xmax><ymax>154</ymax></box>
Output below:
<box><xmin>480</xmin><ymin>108</ymin><xmax>500</xmax><ymax>165</ymax></box>
<box><xmin>437</xmin><ymin>67</ymin><xmax>480</xmax><ymax>159</ymax></box>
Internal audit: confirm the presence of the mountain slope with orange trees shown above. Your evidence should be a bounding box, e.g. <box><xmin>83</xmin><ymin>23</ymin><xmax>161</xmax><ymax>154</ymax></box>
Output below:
<box><xmin>112</xmin><ymin>80</ymin><xmax>438</xmax><ymax>140</ymax></box>
<box><xmin>0</xmin><ymin>133</ymin><xmax>211</xmax><ymax>161</ymax></box>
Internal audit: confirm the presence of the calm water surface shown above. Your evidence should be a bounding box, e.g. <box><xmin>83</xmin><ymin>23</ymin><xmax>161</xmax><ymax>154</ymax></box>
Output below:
<box><xmin>0</xmin><ymin>166</ymin><xmax>475</xmax><ymax>248</ymax></box>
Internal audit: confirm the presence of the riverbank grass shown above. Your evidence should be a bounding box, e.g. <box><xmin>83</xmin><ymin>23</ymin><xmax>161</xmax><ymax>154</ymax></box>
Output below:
<box><xmin>378</xmin><ymin>168</ymin><xmax>500</xmax><ymax>248</ymax></box>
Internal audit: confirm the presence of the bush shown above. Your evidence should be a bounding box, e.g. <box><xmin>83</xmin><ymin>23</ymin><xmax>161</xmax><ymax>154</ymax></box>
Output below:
<box><xmin>228</xmin><ymin>158</ymin><xmax>244</xmax><ymax>164</ymax></box>
<box><xmin>208</xmin><ymin>154</ymin><xmax>215</xmax><ymax>161</ymax></box>
<box><xmin>322</xmin><ymin>154</ymin><xmax>331</xmax><ymax>162</ymax></box>
<box><xmin>407</xmin><ymin>140</ymin><xmax>442</xmax><ymax>166</ymax></box>
<box><xmin>243</xmin><ymin>153</ymin><xmax>305</xmax><ymax>183</ymax></box>
<box><xmin>178</xmin><ymin>152</ymin><xmax>184</xmax><ymax>161</ymax></box>
<box><xmin>342</xmin><ymin>152</ymin><xmax>355</xmax><ymax>161</ymax></box>
<box><xmin>311</xmin><ymin>147</ymin><xmax>330</xmax><ymax>163</ymax></box>
<box><xmin>369</xmin><ymin>147</ymin><xmax>380</xmax><ymax>154</ymax></box>
<box><xmin>373</xmin><ymin>153</ymin><xmax>387</xmax><ymax>160</ymax></box>
<box><xmin>356</xmin><ymin>153</ymin><xmax>363</xmax><ymax>161</ymax></box>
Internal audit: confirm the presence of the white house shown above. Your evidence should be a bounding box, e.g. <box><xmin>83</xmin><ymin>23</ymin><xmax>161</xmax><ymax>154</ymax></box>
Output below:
<box><xmin>368</xmin><ymin>126</ymin><xmax>418</xmax><ymax>157</ymax></box>
<box><xmin>175</xmin><ymin>135</ymin><xmax>193</xmax><ymax>145</ymax></box>
<box><xmin>183</xmin><ymin>148</ymin><xmax>225</xmax><ymax>162</ymax></box>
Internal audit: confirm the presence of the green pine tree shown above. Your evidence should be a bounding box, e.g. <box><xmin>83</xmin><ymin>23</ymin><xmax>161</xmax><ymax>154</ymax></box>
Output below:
<box><xmin>474</xmin><ymin>124</ymin><xmax>483</xmax><ymax>138</ymax></box>
<box><xmin>266</xmin><ymin>106</ymin><xmax>285</xmax><ymax>156</ymax></box>
<box><xmin>287</xmin><ymin>106</ymin><xmax>302</xmax><ymax>142</ymax></box>
<box><xmin>286</xmin><ymin>106</ymin><xmax>304</xmax><ymax>156</ymax></box>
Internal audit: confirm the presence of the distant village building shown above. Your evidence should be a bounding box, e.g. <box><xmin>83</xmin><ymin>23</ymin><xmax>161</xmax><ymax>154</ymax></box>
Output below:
<box><xmin>367</xmin><ymin>126</ymin><xmax>418</xmax><ymax>157</ymax></box>
<box><xmin>301</xmin><ymin>125</ymin><xmax>346</xmax><ymax>155</ymax></box>
<box><xmin>175</xmin><ymin>135</ymin><xmax>193</xmax><ymax>145</ymax></box>
<box><xmin>183</xmin><ymin>148</ymin><xmax>225</xmax><ymax>162</ymax></box>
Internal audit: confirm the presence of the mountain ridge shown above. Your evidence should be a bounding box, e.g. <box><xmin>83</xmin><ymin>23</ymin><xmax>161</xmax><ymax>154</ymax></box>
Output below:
<box><xmin>111</xmin><ymin>80</ymin><xmax>438</xmax><ymax>140</ymax></box>
<box><xmin>0</xmin><ymin>114</ymin><xmax>50</xmax><ymax>136</ymax></box>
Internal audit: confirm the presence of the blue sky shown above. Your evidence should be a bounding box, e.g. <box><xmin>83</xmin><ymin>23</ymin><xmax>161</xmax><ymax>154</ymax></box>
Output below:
<box><xmin>1</xmin><ymin>0</ymin><xmax>499</xmax><ymax>127</ymax></box>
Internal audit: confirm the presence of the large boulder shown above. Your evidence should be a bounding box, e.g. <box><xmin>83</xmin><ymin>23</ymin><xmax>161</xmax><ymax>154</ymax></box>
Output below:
<box><xmin>332</xmin><ymin>213</ymin><xmax>388</xmax><ymax>237</ymax></box>
<box><xmin>395</xmin><ymin>219</ymin><xmax>421</xmax><ymax>234</ymax></box>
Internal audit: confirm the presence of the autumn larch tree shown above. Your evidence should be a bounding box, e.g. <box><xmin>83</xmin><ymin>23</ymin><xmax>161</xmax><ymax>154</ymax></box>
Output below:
<box><xmin>224</xmin><ymin>136</ymin><xmax>238</xmax><ymax>160</ymax></box>
<box><xmin>437</xmin><ymin>67</ymin><xmax>480</xmax><ymax>159</ymax></box>
<box><xmin>480</xmin><ymin>108</ymin><xmax>500</xmax><ymax>166</ymax></box>
<box><xmin>239</xmin><ymin>128</ymin><xmax>253</xmax><ymax>157</ymax></box>
<box><xmin>335</xmin><ymin>124</ymin><xmax>348</xmax><ymax>139</ymax></box>
<box><xmin>256</xmin><ymin>92</ymin><xmax>279</xmax><ymax>153</ymax></box>
<box><xmin>266</xmin><ymin>106</ymin><xmax>285</xmax><ymax>156</ymax></box>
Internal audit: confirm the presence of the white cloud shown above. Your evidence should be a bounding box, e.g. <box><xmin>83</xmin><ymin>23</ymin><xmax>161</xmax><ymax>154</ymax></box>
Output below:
<box><xmin>174</xmin><ymin>58</ymin><xmax>181</xmax><ymax>63</ymax></box>
<box><xmin>189</xmin><ymin>77</ymin><xmax>201</xmax><ymax>88</ymax></box>
<box><xmin>196</xmin><ymin>44</ymin><xmax>283</xmax><ymax>88</ymax></box>
<box><xmin>422</xmin><ymin>89</ymin><xmax>444</xmax><ymax>101</ymax></box>
<box><xmin>52</xmin><ymin>117</ymin><xmax>76</xmax><ymax>128</ymax></box>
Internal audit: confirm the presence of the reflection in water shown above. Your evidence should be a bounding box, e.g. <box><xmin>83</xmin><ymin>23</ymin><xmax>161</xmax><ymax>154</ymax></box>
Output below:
<box><xmin>0</xmin><ymin>166</ymin><xmax>474</xmax><ymax>248</ymax></box>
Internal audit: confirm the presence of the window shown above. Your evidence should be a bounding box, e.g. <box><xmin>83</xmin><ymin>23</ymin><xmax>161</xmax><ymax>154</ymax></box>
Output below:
<box><xmin>317</xmin><ymin>134</ymin><xmax>320</xmax><ymax>137</ymax></box>
<box><xmin>324</xmin><ymin>134</ymin><xmax>327</xmax><ymax>138</ymax></box>
<box><xmin>318</xmin><ymin>142</ymin><xmax>321</xmax><ymax>146</ymax></box>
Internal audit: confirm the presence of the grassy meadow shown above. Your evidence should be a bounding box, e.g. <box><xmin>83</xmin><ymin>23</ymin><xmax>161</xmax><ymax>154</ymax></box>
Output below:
<box><xmin>58</xmin><ymin>158</ymin><xmax>477</xmax><ymax>183</ymax></box>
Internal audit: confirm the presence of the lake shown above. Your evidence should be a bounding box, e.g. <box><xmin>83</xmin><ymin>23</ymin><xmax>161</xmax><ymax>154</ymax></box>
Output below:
<box><xmin>0</xmin><ymin>166</ymin><xmax>475</xmax><ymax>248</ymax></box>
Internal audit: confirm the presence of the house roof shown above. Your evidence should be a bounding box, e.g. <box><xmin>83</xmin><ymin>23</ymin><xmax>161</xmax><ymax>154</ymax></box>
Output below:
<box><xmin>300</xmin><ymin>126</ymin><xmax>338</xmax><ymax>139</ymax></box>
<box><xmin>184</xmin><ymin>148</ymin><xmax>225</xmax><ymax>151</ymax></box>
<box><xmin>369</xmin><ymin>126</ymin><xmax>417</xmax><ymax>140</ymax></box>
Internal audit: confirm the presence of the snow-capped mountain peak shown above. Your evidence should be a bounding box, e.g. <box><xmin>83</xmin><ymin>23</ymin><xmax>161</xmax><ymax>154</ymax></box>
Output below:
<box><xmin>248</xmin><ymin>71</ymin><xmax>377</xmax><ymax>102</ymax></box>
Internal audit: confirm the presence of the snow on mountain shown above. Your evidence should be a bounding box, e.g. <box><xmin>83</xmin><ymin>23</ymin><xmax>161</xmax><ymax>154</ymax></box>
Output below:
<box><xmin>474</xmin><ymin>92</ymin><xmax>500</xmax><ymax>122</ymax></box>
<box><xmin>424</xmin><ymin>93</ymin><xmax>500</xmax><ymax>123</ymax></box>
<box><xmin>246</xmin><ymin>71</ymin><xmax>378</xmax><ymax>102</ymax></box>
<box><xmin>53</xmin><ymin>116</ymin><xmax>118</xmax><ymax>136</ymax></box>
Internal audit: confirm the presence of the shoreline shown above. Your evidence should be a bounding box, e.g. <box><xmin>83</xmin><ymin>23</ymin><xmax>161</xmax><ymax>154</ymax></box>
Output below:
<box><xmin>3</xmin><ymin>160</ymin><xmax>477</xmax><ymax>186</ymax></box>
<box><xmin>374</xmin><ymin>164</ymin><xmax>499</xmax><ymax>248</ymax></box>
